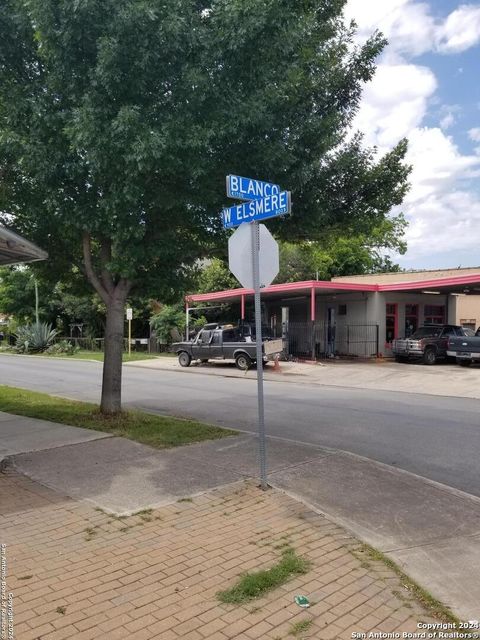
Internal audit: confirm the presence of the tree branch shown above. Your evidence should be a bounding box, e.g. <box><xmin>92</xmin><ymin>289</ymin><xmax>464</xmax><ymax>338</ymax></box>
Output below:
<box><xmin>82</xmin><ymin>232</ymin><xmax>110</xmax><ymax>305</ymax></box>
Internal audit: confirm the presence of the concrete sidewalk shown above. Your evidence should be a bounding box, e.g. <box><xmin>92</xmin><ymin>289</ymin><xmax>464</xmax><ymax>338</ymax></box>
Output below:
<box><xmin>3</xmin><ymin>412</ymin><xmax>479</xmax><ymax>621</ymax></box>
<box><xmin>0</xmin><ymin>410</ymin><xmax>110</xmax><ymax>460</ymax></box>
<box><xmin>127</xmin><ymin>355</ymin><xmax>480</xmax><ymax>400</ymax></box>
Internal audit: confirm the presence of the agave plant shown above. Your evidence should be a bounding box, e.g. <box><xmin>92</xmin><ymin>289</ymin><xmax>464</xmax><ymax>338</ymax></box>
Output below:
<box><xmin>14</xmin><ymin>322</ymin><xmax>58</xmax><ymax>353</ymax></box>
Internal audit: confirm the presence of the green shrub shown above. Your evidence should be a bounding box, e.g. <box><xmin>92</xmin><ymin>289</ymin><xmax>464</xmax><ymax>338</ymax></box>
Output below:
<box><xmin>14</xmin><ymin>322</ymin><xmax>58</xmax><ymax>353</ymax></box>
<box><xmin>46</xmin><ymin>340</ymin><xmax>80</xmax><ymax>355</ymax></box>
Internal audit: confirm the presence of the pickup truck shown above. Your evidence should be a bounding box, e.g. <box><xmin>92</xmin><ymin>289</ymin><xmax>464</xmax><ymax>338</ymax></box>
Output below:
<box><xmin>447</xmin><ymin>333</ymin><xmax>480</xmax><ymax>366</ymax></box>
<box><xmin>172</xmin><ymin>323</ymin><xmax>283</xmax><ymax>370</ymax></box>
<box><xmin>392</xmin><ymin>325</ymin><xmax>474</xmax><ymax>365</ymax></box>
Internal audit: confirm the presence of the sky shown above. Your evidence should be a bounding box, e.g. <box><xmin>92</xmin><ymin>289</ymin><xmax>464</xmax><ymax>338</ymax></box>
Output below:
<box><xmin>344</xmin><ymin>0</ymin><xmax>480</xmax><ymax>270</ymax></box>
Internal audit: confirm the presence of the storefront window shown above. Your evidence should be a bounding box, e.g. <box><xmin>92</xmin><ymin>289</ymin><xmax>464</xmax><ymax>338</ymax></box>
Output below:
<box><xmin>424</xmin><ymin>305</ymin><xmax>445</xmax><ymax>325</ymax></box>
<box><xmin>405</xmin><ymin>304</ymin><xmax>418</xmax><ymax>337</ymax></box>
<box><xmin>386</xmin><ymin>303</ymin><xmax>397</xmax><ymax>344</ymax></box>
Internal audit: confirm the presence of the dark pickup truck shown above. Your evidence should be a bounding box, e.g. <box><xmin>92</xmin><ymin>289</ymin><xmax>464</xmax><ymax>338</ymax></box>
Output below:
<box><xmin>392</xmin><ymin>324</ymin><xmax>474</xmax><ymax>365</ymax></box>
<box><xmin>172</xmin><ymin>323</ymin><xmax>283</xmax><ymax>370</ymax></box>
<box><xmin>447</xmin><ymin>333</ymin><xmax>480</xmax><ymax>366</ymax></box>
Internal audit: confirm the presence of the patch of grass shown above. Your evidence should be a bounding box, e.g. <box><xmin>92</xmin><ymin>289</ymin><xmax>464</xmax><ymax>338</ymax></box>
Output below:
<box><xmin>353</xmin><ymin>544</ymin><xmax>459</xmax><ymax>624</ymax></box>
<box><xmin>0</xmin><ymin>351</ymin><xmax>171</xmax><ymax>362</ymax></box>
<box><xmin>289</xmin><ymin>619</ymin><xmax>313</xmax><ymax>637</ymax></box>
<box><xmin>56</xmin><ymin>606</ymin><xmax>67</xmax><ymax>615</ymax></box>
<box><xmin>177</xmin><ymin>497</ymin><xmax>193</xmax><ymax>503</ymax></box>
<box><xmin>18</xmin><ymin>575</ymin><xmax>33</xmax><ymax>581</ymax></box>
<box><xmin>0</xmin><ymin>385</ymin><xmax>236</xmax><ymax>449</ymax></box>
<box><xmin>217</xmin><ymin>547</ymin><xmax>311</xmax><ymax>605</ymax></box>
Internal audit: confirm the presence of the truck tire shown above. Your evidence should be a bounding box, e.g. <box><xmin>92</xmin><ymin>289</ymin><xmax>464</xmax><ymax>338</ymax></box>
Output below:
<box><xmin>235</xmin><ymin>353</ymin><xmax>252</xmax><ymax>371</ymax></box>
<box><xmin>457</xmin><ymin>359</ymin><xmax>472</xmax><ymax>367</ymax></box>
<box><xmin>178</xmin><ymin>352</ymin><xmax>191</xmax><ymax>367</ymax></box>
<box><xmin>423</xmin><ymin>347</ymin><xmax>436</xmax><ymax>365</ymax></box>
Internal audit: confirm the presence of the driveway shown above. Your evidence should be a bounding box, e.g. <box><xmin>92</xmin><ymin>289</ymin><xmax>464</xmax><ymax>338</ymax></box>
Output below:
<box><xmin>127</xmin><ymin>355</ymin><xmax>480</xmax><ymax>400</ymax></box>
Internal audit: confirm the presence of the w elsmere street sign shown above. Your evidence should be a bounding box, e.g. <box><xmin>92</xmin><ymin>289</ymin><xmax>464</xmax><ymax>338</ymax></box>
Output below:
<box><xmin>222</xmin><ymin>190</ymin><xmax>291</xmax><ymax>229</ymax></box>
<box><xmin>226</xmin><ymin>175</ymin><xmax>281</xmax><ymax>201</ymax></box>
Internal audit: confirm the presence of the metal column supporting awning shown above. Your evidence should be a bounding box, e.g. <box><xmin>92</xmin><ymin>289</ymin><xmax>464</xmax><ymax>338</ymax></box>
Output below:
<box><xmin>0</xmin><ymin>226</ymin><xmax>48</xmax><ymax>265</ymax></box>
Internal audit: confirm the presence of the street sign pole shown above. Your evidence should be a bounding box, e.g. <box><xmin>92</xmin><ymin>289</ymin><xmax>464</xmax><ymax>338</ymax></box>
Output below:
<box><xmin>126</xmin><ymin>308</ymin><xmax>133</xmax><ymax>356</ymax></box>
<box><xmin>224</xmin><ymin>174</ymin><xmax>291</xmax><ymax>492</ymax></box>
<box><xmin>251</xmin><ymin>221</ymin><xmax>268</xmax><ymax>490</ymax></box>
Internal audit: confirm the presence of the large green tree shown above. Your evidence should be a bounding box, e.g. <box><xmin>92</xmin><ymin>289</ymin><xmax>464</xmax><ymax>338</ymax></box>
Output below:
<box><xmin>0</xmin><ymin>0</ymin><xmax>410</xmax><ymax>412</ymax></box>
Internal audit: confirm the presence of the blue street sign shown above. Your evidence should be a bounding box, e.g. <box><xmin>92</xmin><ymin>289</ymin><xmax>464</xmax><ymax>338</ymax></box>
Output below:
<box><xmin>226</xmin><ymin>175</ymin><xmax>281</xmax><ymax>201</ymax></box>
<box><xmin>222</xmin><ymin>190</ymin><xmax>291</xmax><ymax>229</ymax></box>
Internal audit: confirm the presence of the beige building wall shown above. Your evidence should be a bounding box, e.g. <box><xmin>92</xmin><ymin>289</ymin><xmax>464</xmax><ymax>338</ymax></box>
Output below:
<box><xmin>448</xmin><ymin>294</ymin><xmax>480</xmax><ymax>330</ymax></box>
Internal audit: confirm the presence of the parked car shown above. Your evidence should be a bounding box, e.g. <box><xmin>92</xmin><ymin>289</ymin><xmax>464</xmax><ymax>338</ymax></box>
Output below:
<box><xmin>447</xmin><ymin>331</ymin><xmax>480</xmax><ymax>366</ymax></box>
<box><xmin>172</xmin><ymin>323</ymin><xmax>283</xmax><ymax>370</ymax></box>
<box><xmin>392</xmin><ymin>325</ymin><xmax>474</xmax><ymax>365</ymax></box>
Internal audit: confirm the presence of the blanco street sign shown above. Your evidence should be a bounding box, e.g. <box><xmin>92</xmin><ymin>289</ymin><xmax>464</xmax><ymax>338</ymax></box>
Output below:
<box><xmin>226</xmin><ymin>175</ymin><xmax>280</xmax><ymax>201</ymax></box>
<box><xmin>126</xmin><ymin>308</ymin><xmax>133</xmax><ymax>321</ymax></box>
<box><xmin>228</xmin><ymin>223</ymin><xmax>279</xmax><ymax>289</ymax></box>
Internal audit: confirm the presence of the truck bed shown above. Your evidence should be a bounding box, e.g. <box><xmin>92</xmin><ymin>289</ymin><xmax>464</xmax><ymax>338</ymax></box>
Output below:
<box><xmin>447</xmin><ymin>335</ymin><xmax>480</xmax><ymax>361</ymax></box>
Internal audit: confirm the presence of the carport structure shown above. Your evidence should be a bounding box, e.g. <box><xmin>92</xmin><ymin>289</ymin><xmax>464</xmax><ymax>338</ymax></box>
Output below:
<box><xmin>0</xmin><ymin>225</ymin><xmax>47</xmax><ymax>265</ymax></box>
<box><xmin>186</xmin><ymin>268</ymin><xmax>480</xmax><ymax>359</ymax></box>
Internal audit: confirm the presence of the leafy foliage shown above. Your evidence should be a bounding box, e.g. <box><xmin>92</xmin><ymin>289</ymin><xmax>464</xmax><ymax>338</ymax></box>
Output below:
<box><xmin>14</xmin><ymin>322</ymin><xmax>58</xmax><ymax>353</ymax></box>
<box><xmin>150</xmin><ymin>304</ymin><xmax>206</xmax><ymax>343</ymax></box>
<box><xmin>45</xmin><ymin>339</ymin><xmax>80</xmax><ymax>355</ymax></box>
<box><xmin>0</xmin><ymin>0</ymin><xmax>411</xmax><ymax>411</ymax></box>
<box><xmin>196</xmin><ymin>259</ymin><xmax>238</xmax><ymax>294</ymax></box>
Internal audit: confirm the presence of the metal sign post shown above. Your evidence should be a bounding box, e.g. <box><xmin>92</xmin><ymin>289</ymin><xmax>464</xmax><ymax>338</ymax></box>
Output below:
<box><xmin>223</xmin><ymin>174</ymin><xmax>291</xmax><ymax>491</ymax></box>
<box><xmin>126</xmin><ymin>308</ymin><xmax>133</xmax><ymax>356</ymax></box>
<box><xmin>251</xmin><ymin>221</ymin><xmax>268</xmax><ymax>490</ymax></box>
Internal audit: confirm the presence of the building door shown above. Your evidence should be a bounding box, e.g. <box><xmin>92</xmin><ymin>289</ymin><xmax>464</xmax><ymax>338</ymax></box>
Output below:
<box><xmin>405</xmin><ymin>304</ymin><xmax>418</xmax><ymax>337</ymax></box>
<box><xmin>385</xmin><ymin>303</ymin><xmax>398</xmax><ymax>346</ymax></box>
<box><xmin>281</xmin><ymin>307</ymin><xmax>289</xmax><ymax>355</ymax></box>
<box><xmin>327</xmin><ymin>307</ymin><xmax>335</xmax><ymax>356</ymax></box>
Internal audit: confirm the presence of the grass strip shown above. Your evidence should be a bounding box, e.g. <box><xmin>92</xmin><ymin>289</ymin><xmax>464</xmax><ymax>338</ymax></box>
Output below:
<box><xmin>0</xmin><ymin>350</ymin><xmax>174</xmax><ymax>362</ymax></box>
<box><xmin>217</xmin><ymin>547</ymin><xmax>311</xmax><ymax>605</ymax></box>
<box><xmin>353</xmin><ymin>544</ymin><xmax>459</xmax><ymax>624</ymax></box>
<box><xmin>0</xmin><ymin>385</ymin><xmax>236</xmax><ymax>448</ymax></box>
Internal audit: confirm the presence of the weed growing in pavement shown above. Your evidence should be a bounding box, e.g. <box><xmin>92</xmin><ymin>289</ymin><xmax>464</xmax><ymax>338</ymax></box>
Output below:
<box><xmin>18</xmin><ymin>575</ymin><xmax>33</xmax><ymax>581</ymax></box>
<box><xmin>289</xmin><ymin>618</ymin><xmax>313</xmax><ymax>637</ymax></box>
<box><xmin>84</xmin><ymin>527</ymin><xmax>98</xmax><ymax>541</ymax></box>
<box><xmin>56</xmin><ymin>606</ymin><xmax>66</xmax><ymax>615</ymax></box>
<box><xmin>177</xmin><ymin>497</ymin><xmax>193</xmax><ymax>503</ymax></box>
<box><xmin>217</xmin><ymin>547</ymin><xmax>311</xmax><ymax>605</ymax></box>
<box><xmin>352</xmin><ymin>544</ymin><xmax>458</xmax><ymax>623</ymax></box>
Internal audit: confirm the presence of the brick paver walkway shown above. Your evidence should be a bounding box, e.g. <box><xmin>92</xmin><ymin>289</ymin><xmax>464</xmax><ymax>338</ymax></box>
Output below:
<box><xmin>1</xmin><ymin>467</ymin><xmax>439</xmax><ymax>640</ymax></box>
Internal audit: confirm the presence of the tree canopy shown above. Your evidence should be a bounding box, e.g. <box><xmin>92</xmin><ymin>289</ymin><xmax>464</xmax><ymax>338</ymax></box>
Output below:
<box><xmin>0</xmin><ymin>0</ymin><xmax>411</xmax><ymax>411</ymax></box>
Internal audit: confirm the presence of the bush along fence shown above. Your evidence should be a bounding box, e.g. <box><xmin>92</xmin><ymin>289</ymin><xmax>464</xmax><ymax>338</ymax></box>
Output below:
<box><xmin>49</xmin><ymin>336</ymin><xmax>169</xmax><ymax>353</ymax></box>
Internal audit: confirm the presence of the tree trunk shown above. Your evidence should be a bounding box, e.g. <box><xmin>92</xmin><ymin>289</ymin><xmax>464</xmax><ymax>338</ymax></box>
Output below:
<box><xmin>82</xmin><ymin>233</ymin><xmax>131</xmax><ymax>415</ymax></box>
<box><xmin>101</xmin><ymin>291</ymin><xmax>127</xmax><ymax>414</ymax></box>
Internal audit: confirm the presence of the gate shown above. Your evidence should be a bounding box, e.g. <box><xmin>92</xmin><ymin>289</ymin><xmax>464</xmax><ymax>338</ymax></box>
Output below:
<box><xmin>284</xmin><ymin>321</ymin><xmax>379</xmax><ymax>359</ymax></box>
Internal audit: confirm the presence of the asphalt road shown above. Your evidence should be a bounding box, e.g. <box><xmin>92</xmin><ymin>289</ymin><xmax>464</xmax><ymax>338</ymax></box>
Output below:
<box><xmin>1</xmin><ymin>354</ymin><xmax>480</xmax><ymax>498</ymax></box>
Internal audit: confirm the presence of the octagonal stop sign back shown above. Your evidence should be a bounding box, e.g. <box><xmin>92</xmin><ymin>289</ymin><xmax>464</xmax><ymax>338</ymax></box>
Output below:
<box><xmin>228</xmin><ymin>223</ymin><xmax>279</xmax><ymax>289</ymax></box>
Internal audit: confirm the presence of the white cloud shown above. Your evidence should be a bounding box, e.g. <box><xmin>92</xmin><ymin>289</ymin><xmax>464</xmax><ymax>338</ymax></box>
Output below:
<box><xmin>440</xmin><ymin>112</ymin><xmax>455</xmax><ymax>129</ymax></box>
<box><xmin>398</xmin><ymin>190</ymin><xmax>480</xmax><ymax>262</ymax></box>
<box><xmin>435</xmin><ymin>4</ymin><xmax>480</xmax><ymax>53</ymax></box>
<box><xmin>345</xmin><ymin>0</ymin><xmax>480</xmax><ymax>268</ymax></box>
<box><xmin>469</xmin><ymin>127</ymin><xmax>480</xmax><ymax>142</ymax></box>
<box><xmin>405</xmin><ymin>127</ymin><xmax>480</xmax><ymax>204</ymax></box>
<box><xmin>344</xmin><ymin>0</ymin><xmax>436</xmax><ymax>57</ymax></box>
<box><xmin>353</xmin><ymin>64</ymin><xmax>437</xmax><ymax>148</ymax></box>
<box><xmin>344</xmin><ymin>0</ymin><xmax>480</xmax><ymax>57</ymax></box>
